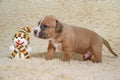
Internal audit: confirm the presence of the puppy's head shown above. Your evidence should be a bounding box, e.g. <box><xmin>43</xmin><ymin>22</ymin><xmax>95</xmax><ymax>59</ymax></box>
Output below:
<box><xmin>34</xmin><ymin>16</ymin><xmax>63</xmax><ymax>39</ymax></box>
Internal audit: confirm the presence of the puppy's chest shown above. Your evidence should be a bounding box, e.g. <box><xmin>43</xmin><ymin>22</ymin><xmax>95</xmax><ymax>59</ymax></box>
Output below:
<box><xmin>51</xmin><ymin>39</ymin><xmax>62</xmax><ymax>51</ymax></box>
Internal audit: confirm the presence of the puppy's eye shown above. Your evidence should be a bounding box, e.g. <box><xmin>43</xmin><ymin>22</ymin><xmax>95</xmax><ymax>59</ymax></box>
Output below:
<box><xmin>43</xmin><ymin>25</ymin><xmax>48</xmax><ymax>28</ymax></box>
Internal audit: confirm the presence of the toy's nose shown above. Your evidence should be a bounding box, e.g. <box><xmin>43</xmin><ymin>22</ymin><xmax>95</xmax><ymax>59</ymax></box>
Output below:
<box><xmin>18</xmin><ymin>39</ymin><xmax>20</xmax><ymax>42</ymax></box>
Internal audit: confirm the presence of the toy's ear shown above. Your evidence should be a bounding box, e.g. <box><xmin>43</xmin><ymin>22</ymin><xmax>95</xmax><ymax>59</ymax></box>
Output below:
<box><xmin>12</xmin><ymin>33</ymin><xmax>16</xmax><ymax>40</ymax></box>
<box><xmin>21</xmin><ymin>26</ymin><xmax>31</xmax><ymax>33</ymax></box>
<box><xmin>55</xmin><ymin>20</ymin><xmax>63</xmax><ymax>33</ymax></box>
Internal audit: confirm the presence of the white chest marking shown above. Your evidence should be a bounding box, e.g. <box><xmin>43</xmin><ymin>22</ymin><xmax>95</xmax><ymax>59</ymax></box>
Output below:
<box><xmin>50</xmin><ymin>39</ymin><xmax>62</xmax><ymax>51</ymax></box>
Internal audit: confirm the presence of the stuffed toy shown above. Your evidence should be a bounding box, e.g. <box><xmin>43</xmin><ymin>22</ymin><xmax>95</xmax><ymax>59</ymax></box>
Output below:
<box><xmin>9</xmin><ymin>26</ymin><xmax>32</xmax><ymax>59</ymax></box>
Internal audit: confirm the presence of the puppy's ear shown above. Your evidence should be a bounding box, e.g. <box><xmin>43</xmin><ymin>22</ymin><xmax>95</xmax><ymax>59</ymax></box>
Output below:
<box><xmin>55</xmin><ymin>20</ymin><xmax>63</xmax><ymax>33</ymax></box>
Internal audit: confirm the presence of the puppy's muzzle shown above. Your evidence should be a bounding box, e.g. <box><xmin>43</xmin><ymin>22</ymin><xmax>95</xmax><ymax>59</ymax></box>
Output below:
<box><xmin>34</xmin><ymin>27</ymin><xmax>40</xmax><ymax>37</ymax></box>
<box><xmin>34</xmin><ymin>27</ymin><xmax>48</xmax><ymax>39</ymax></box>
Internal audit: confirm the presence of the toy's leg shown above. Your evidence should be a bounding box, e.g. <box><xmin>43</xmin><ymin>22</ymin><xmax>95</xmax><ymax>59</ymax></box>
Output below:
<box><xmin>10</xmin><ymin>50</ymin><xmax>17</xmax><ymax>59</ymax></box>
<box><xmin>24</xmin><ymin>52</ymin><xmax>30</xmax><ymax>59</ymax></box>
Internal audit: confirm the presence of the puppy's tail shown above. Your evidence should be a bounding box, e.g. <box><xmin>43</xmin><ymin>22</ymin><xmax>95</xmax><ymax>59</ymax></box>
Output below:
<box><xmin>102</xmin><ymin>38</ymin><xmax>118</xmax><ymax>57</ymax></box>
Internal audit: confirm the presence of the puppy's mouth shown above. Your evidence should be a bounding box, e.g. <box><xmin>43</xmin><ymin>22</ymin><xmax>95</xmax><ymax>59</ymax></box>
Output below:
<box><xmin>39</xmin><ymin>33</ymin><xmax>48</xmax><ymax>39</ymax></box>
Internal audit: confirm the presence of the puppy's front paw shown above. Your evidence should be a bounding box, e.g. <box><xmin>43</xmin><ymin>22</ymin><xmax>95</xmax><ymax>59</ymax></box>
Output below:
<box><xmin>63</xmin><ymin>58</ymin><xmax>70</xmax><ymax>62</ymax></box>
<box><xmin>45</xmin><ymin>55</ymin><xmax>53</xmax><ymax>60</ymax></box>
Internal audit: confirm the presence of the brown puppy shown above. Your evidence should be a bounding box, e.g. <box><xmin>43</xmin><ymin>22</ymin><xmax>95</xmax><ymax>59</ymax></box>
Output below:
<box><xmin>34</xmin><ymin>15</ymin><xmax>118</xmax><ymax>62</ymax></box>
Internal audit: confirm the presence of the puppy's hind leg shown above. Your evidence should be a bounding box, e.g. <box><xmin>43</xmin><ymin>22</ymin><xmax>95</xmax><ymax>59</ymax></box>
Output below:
<box><xmin>91</xmin><ymin>40</ymin><xmax>103</xmax><ymax>63</ymax></box>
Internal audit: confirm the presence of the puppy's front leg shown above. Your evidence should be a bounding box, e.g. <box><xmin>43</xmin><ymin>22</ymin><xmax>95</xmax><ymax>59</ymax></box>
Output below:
<box><xmin>46</xmin><ymin>41</ymin><xmax>56</xmax><ymax>60</ymax></box>
<box><xmin>63</xmin><ymin>47</ymin><xmax>72</xmax><ymax>62</ymax></box>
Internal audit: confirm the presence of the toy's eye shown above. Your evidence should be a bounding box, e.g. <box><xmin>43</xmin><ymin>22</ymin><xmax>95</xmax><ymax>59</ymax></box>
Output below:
<box><xmin>21</xmin><ymin>37</ymin><xmax>23</xmax><ymax>39</ymax></box>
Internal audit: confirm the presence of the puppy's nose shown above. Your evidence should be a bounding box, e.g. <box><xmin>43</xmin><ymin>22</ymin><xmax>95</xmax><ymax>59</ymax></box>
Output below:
<box><xmin>34</xmin><ymin>30</ymin><xmax>37</xmax><ymax>34</ymax></box>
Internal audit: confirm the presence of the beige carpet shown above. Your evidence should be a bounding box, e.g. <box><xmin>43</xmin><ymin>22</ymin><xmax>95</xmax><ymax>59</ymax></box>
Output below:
<box><xmin>0</xmin><ymin>0</ymin><xmax>120</xmax><ymax>80</ymax></box>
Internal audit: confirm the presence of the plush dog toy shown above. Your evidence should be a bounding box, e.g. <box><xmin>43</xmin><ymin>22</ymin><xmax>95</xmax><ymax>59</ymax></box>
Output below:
<box><xmin>9</xmin><ymin>26</ymin><xmax>32</xmax><ymax>59</ymax></box>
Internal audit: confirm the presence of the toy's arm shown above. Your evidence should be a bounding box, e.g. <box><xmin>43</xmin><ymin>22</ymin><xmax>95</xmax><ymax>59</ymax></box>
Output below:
<box><xmin>26</xmin><ymin>46</ymin><xmax>32</xmax><ymax>52</ymax></box>
<box><xmin>9</xmin><ymin>45</ymin><xmax>15</xmax><ymax>52</ymax></box>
